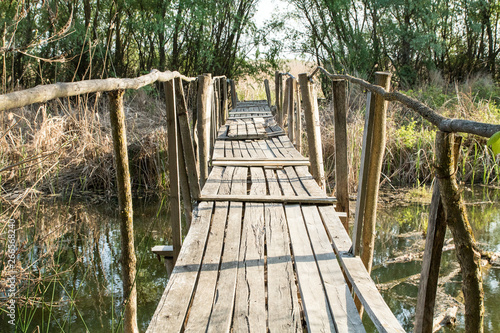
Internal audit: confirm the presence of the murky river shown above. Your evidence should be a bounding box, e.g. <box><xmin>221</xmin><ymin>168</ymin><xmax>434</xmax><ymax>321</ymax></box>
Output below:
<box><xmin>1</xmin><ymin>186</ymin><xmax>499</xmax><ymax>332</ymax></box>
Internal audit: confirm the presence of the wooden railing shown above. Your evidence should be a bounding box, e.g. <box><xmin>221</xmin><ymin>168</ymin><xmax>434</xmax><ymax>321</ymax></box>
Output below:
<box><xmin>302</xmin><ymin>66</ymin><xmax>492</xmax><ymax>333</ymax></box>
<box><xmin>0</xmin><ymin>69</ymin><xmax>237</xmax><ymax>333</ymax></box>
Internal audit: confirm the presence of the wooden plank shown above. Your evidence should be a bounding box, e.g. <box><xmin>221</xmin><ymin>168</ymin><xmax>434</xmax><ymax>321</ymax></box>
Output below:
<box><xmin>252</xmin><ymin>141</ymin><xmax>267</xmax><ymax>158</ymax></box>
<box><xmin>266</xmin><ymin>202</ymin><xmax>302</xmax><ymax>332</ymax></box>
<box><xmin>245</xmin><ymin>141</ymin><xmax>259</xmax><ymax>158</ymax></box>
<box><xmin>207</xmin><ymin>168</ymin><xmax>246</xmax><ymax>333</ymax></box>
<box><xmin>234</xmin><ymin>168</ymin><xmax>266</xmax><ymax>332</ymax></box>
<box><xmin>228</xmin><ymin>122</ymin><xmax>238</xmax><ymax>138</ymax></box>
<box><xmin>258</xmin><ymin>140</ymin><xmax>276</xmax><ymax>158</ymax></box>
<box><xmin>284</xmin><ymin>166</ymin><xmax>309</xmax><ymax>196</ymax></box>
<box><xmin>284</xmin><ymin>204</ymin><xmax>336</xmax><ymax>332</ymax></box>
<box><xmin>278</xmin><ymin>135</ymin><xmax>304</xmax><ymax>159</ymax></box>
<box><xmin>318</xmin><ymin>205</ymin><xmax>353</xmax><ymax>253</ymax></box>
<box><xmin>212</xmin><ymin>157</ymin><xmax>310</xmax><ymax>162</ymax></box>
<box><xmin>237</xmin><ymin>120</ymin><xmax>247</xmax><ymax>137</ymax></box>
<box><xmin>301</xmin><ymin>205</ymin><xmax>365</xmax><ymax>332</ymax></box>
<box><xmin>213</xmin><ymin>138</ymin><xmax>225</xmax><ymax>159</ymax></box>
<box><xmin>227</xmin><ymin>115</ymin><xmax>273</xmax><ymax>120</ymax></box>
<box><xmin>266</xmin><ymin>139</ymin><xmax>285</xmax><ymax>158</ymax></box>
<box><xmin>199</xmin><ymin>194</ymin><xmax>336</xmax><ymax>204</ymax></box>
<box><xmin>317</xmin><ymin>206</ymin><xmax>405</xmax><ymax>332</ymax></box>
<box><xmin>239</xmin><ymin>140</ymin><xmax>251</xmax><ymax>158</ymax></box>
<box><xmin>146</xmin><ymin>201</ymin><xmax>215</xmax><ymax>333</ymax></box>
<box><xmin>184</xmin><ymin>168</ymin><xmax>234</xmax><ymax>332</ymax></box>
<box><xmin>224</xmin><ymin>140</ymin><xmax>233</xmax><ymax>158</ymax></box>
<box><xmin>339</xmin><ymin>255</ymin><xmax>405</xmax><ymax>333</ymax></box>
<box><xmin>212</xmin><ymin>160</ymin><xmax>310</xmax><ymax>167</ymax></box>
<box><xmin>295</xmin><ymin>165</ymin><xmax>324</xmax><ymax>196</ymax></box>
<box><xmin>232</xmin><ymin>140</ymin><xmax>242</xmax><ymax>158</ymax></box>
<box><xmin>276</xmin><ymin>168</ymin><xmax>297</xmax><ymax>196</ymax></box>
<box><xmin>264</xmin><ymin>168</ymin><xmax>300</xmax><ymax>331</ymax></box>
<box><xmin>201</xmin><ymin>166</ymin><xmax>224</xmax><ymax>196</ymax></box>
<box><xmin>151</xmin><ymin>245</ymin><xmax>174</xmax><ymax>257</ymax></box>
<box><xmin>247</xmin><ymin>120</ymin><xmax>258</xmax><ymax>137</ymax></box>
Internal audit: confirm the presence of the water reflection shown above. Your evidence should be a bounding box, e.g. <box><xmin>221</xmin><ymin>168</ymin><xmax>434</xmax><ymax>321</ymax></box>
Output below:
<box><xmin>364</xmin><ymin>186</ymin><xmax>500</xmax><ymax>332</ymax></box>
<box><xmin>0</xmin><ymin>198</ymin><xmax>172</xmax><ymax>332</ymax></box>
<box><xmin>1</xmin><ymin>186</ymin><xmax>498</xmax><ymax>332</ymax></box>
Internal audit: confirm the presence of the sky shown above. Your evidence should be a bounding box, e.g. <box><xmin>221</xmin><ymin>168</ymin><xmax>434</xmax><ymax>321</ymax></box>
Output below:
<box><xmin>254</xmin><ymin>0</ymin><xmax>289</xmax><ymax>29</ymax></box>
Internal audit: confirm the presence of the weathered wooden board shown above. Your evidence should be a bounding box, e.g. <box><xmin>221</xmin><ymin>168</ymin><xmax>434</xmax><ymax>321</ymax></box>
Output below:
<box><xmin>146</xmin><ymin>201</ymin><xmax>214</xmax><ymax>333</ymax></box>
<box><xmin>301</xmin><ymin>205</ymin><xmax>365</xmax><ymax>332</ymax></box>
<box><xmin>285</xmin><ymin>204</ymin><xmax>336</xmax><ymax>332</ymax></box>
<box><xmin>233</xmin><ymin>168</ymin><xmax>267</xmax><ymax>332</ymax></box>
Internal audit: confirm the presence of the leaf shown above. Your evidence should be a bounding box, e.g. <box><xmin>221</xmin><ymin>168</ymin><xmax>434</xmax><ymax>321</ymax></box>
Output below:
<box><xmin>487</xmin><ymin>131</ymin><xmax>500</xmax><ymax>155</ymax></box>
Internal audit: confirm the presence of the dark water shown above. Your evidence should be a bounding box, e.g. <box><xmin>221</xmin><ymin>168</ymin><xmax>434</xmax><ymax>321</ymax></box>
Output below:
<box><xmin>364</xmin><ymin>185</ymin><xmax>500</xmax><ymax>332</ymax></box>
<box><xmin>0</xmin><ymin>197</ymin><xmax>174</xmax><ymax>332</ymax></box>
<box><xmin>1</xmin><ymin>186</ymin><xmax>499</xmax><ymax>332</ymax></box>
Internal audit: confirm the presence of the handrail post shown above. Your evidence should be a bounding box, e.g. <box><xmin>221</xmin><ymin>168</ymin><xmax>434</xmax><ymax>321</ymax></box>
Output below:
<box><xmin>165</xmin><ymin>79</ymin><xmax>183</xmax><ymax>261</ymax></box>
<box><xmin>197</xmin><ymin>74</ymin><xmax>212</xmax><ymax>187</ymax></box>
<box><xmin>109</xmin><ymin>89</ymin><xmax>139</xmax><ymax>333</ymax></box>
<box><xmin>295</xmin><ymin>81</ymin><xmax>302</xmax><ymax>152</ymax></box>
<box><xmin>222</xmin><ymin>79</ymin><xmax>228</xmax><ymax>124</ymax></box>
<box><xmin>287</xmin><ymin>78</ymin><xmax>295</xmax><ymax>143</ymax></box>
<box><xmin>298</xmin><ymin>73</ymin><xmax>325</xmax><ymax>190</ymax></box>
<box><xmin>332</xmin><ymin>79</ymin><xmax>349</xmax><ymax>230</ymax></box>
<box><xmin>175</xmin><ymin>77</ymin><xmax>201</xmax><ymax>202</ymax></box>
<box><xmin>274</xmin><ymin>71</ymin><xmax>281</xmax><ymax>125</ymax></box>
<box><xmin>230</xmin><ymin>79</ymin><xmax>238</xmax><ymax>109</ymax></box>
<box><xmin>264</xmin><ymin>78</ymin><xmax>272</xmax><ymax>107</ymax></box>
<box><xmin>359</xmin><ymin>72</ymin><xmax>392</xmax><ymax>273</ymax></box>
<box><xmin>282</xmin><ymin>78</ymin><xmax>290</xmax><ymax>132</ymax></box>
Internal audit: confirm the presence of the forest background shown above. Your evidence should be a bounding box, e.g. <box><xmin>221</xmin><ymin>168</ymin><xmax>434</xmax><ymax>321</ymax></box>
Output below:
<box><xmin>1</xmin><ymin>0</ymin><xmax>500</xmax><ymax>196</ymax></box>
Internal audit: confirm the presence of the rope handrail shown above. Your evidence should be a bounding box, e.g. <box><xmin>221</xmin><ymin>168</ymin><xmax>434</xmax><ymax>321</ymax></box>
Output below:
<box><xmin>0</xmin><ymin>69</ymin><xmax>196</xmax><ymax>112</ymax></box>
<box><xmin>311</xmin><ymin>66</ymin><xmax>500</xmax><ymax>138</ymax></box>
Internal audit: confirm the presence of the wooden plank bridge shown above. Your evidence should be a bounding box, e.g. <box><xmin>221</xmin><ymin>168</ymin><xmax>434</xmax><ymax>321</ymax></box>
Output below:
<box><xmin>147</xmin><ymin>100</ymin><xmax>405</xmax><ymax>332</ymax></box>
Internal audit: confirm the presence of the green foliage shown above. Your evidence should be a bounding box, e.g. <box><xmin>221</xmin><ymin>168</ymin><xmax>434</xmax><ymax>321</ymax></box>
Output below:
<box><xmin>487</xmin><ymin>131</ymin><xmax>500</xmax><ymax>155</ymax></box>
<box><xmin>0</xmin><ymin>0</ymin><xmax>280</xmax><ymax>89</ymax></box>
<box><xmin>283</xmin><ymin>0</ymin><xmax>500</xmax><ymax>86</ymax></box>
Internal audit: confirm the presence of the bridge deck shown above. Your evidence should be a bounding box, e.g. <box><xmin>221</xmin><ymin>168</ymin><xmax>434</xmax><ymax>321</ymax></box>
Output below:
<box><xmin>147</xmin><ymin>101</ymin><xmax>405</xmax><ymax>332</ymax></box>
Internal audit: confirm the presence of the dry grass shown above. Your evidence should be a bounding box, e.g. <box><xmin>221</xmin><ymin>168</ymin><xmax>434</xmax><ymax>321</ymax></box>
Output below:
<box><xmin>0</xmin><ymin>87</ymin><xmax>174</xmax><ymax>207</ymax></box>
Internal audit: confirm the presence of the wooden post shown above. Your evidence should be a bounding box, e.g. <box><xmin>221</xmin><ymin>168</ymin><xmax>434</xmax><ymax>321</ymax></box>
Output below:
<box><xmin>108</xmin><ymin>89</ymin><xmax>139</xmax><ymax>333</ymax></box>
<box><xmin>286</xmin><ymin>78</ymin><xmax>295</xmax><ymax>143</ymax></box>
<box><xmin>282</xmin><ymin>78</ymin><xmax>289</xmax><ymax>131</ymax></box>
<box><xmin>332</xmin><ymin>79</ymin><xmax>349</xmax><ymax>230</ymax></box>
<box><xmin>222</xmin><ymin>79</ymin><xmax>228</xmax><ymax>123</ymax></box>
<box><xmin>274</xmin><ymin>71</ymin><xmax>280</xmax><ymax>119</ymax></box>
<box><xmin>165</xmin><ymin>79</ymin><xmax>183</xmax><ymax>261</ymax></box>
<box><xmin>359</xmin><ymin>72</ymin><xmax>391</xmax><ymax>274</ymax></box>
<box><xmin>197</xmin><ymin>74</ymin><xmax>212</xmax><ymax>187</ymax></box>
<box><xmin>435</xmin><ymin>131</ymin><xmax>484</xmax><ymax>332</ymax></box>
<box><xmin>264</xmin><ymin>78</ymin><xmax>272</xmax><ymax>107</ymax></box>
<box><xmin>295</xmin><ymin>80</ymin><xmax>302</xmax><ymax>153</ymax></box>
<box><xmin>175</xmin><ymin>77</ymin><xmax>201</xmax><ymax>201</ymax></box>
<box><xmin>351</xmin><ymin>92</ymin><xmax>375</xmax><ymax>256</ymax></box>
<box><xmin>211</xmin><ymin>78</ymin><xmax>217</xmax><ymax>157</ymax></box>
<box><xmin>414</xmin><ymin>136</ymin><xmax>461</xmax><ymax>333</ymax></box>
<box><xmin>414</xmin><ymin>182</ymin><xmax>448</xmax><ymax>332</ymax></box>
<box><xmin>230</xmin><ymin>79</ymin><xmax>238</xmax><ymax>108</ymax></box>
<box><xmin>298</xmin><ymin>73</ymin><xmax>325</xmax><ymax>190</ymax></box>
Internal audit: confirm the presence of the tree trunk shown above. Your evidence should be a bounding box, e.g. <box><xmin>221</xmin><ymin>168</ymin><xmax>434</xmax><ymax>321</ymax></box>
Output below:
<box><xmin>109</xmin><ymin>90</ymin><xmax>139</xmax><ymax>333</ymax></box>
<box><xmin>435</xmin><ymin>131</ymin><xmax>484</xmax><ymax>333</ymax></box>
